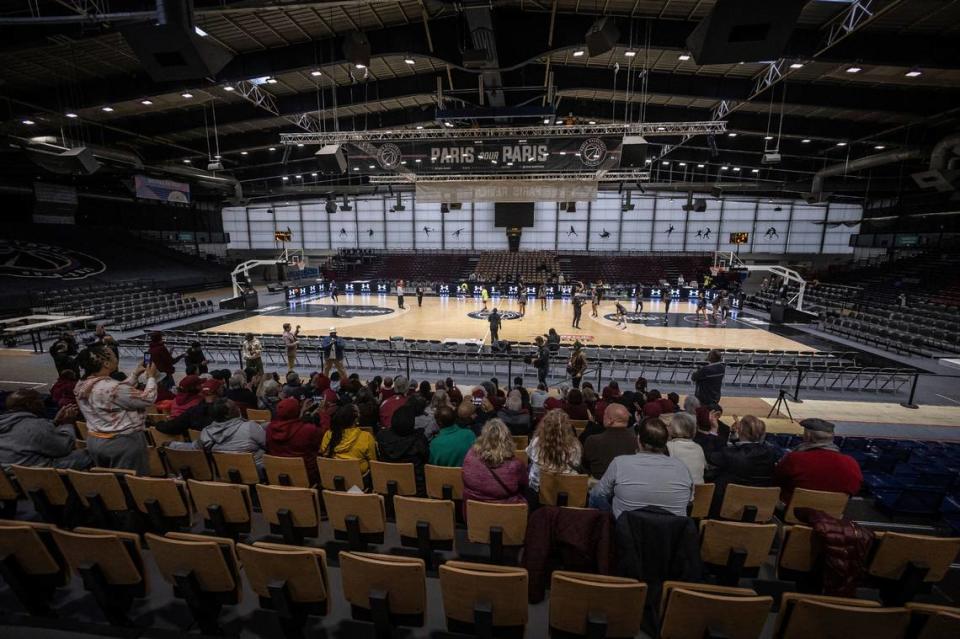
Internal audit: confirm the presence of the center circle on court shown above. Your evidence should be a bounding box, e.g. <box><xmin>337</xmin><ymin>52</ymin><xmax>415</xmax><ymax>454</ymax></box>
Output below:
<box><xmin>468</xmin><ymin>309</ymin><xmax>522</xmax><ymax>321</ymax></box>
<box><xmin>601</xmin><ymin>312</ymin><xmax>657</xmax><ymax>325</ymax></box>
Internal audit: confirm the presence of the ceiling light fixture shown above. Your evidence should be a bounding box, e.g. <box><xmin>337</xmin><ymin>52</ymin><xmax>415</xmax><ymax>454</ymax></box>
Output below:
<box><xmin>21</xmin><ymin>119</ymin><xmax>35</xmax><ymax>125</ymax></box>
<box><xmin>733</xmin><ymin>167</ymin><xmax>741</xmax><ymax>172</ymax></box>
<box><xmin>543</xmin><ymin>118</ymin><xmax>551</xmax><ymax>124</ymax></box>
<box><xmin>181</xmin><ymin>92</ymin><xmax>193</xmax><ymax>98</ymax></box>
<box><xmin>415</xmin><ymin>159</ymin><xmax>422</xmax><ymax>163</ymax></box>
<box><xmin>721</xmin><ymin>166</ymin><xmax>729</xmax><ymax>170</ymax></box>
<box><xmin>904</xmin><ymin>69</ymin><xmax>922</xmax><ymax>78</ymax></box>
<box><xmin>310</xmin><ymin>70</ymin><xmax>322</xmax><ymax>77</ymax></box>
<box><xmin>240</xmin><ymin>151</ymin><xmax>248</xmax><ymax>155</ymax></box>
<box><xmin>282</xmin><ymin>176</ymin><xmax>289</xmax><ymax>181</ymax></box>
<box><xmin>311</xmin><ymin>172</ymin><xmax>318</xmax><ymax>177</ymax></box>
<box><xmin>764</xmin><ymin>135</ymin><xmax>774</xmax><ymax>140</ymax></box>
<box><xmin>65</xmin><ymin>112</ymin><xmax>78</xmax><ymax>118</ymax></box>
<box><xmin>801</xmin><ymin>138</ymin><xmax>811</xmax><ymax>143</ymax></box>
<box><xmin>697</xmin><ymin>163</ymin><xmax>705</xmax><ymax>168</ymax></box>
<box><xmin>355</xmin><ymin>63</ymin><xmax>366</xmax><ymax>69</ymax></box>
<box><xmin>572</xmin><ymin>49</ymin><xmax>585</xmax><ymax>57</ymax></box>
<box><xmin>404</xmin><ymin>58</ymin><xmax>415</xmax><ymax>65</ymax></box>
<box><xmin>444</xmin><ymin>122</ymin><xmax>454</xmax><ymax>128</ymax></box>
<box><xmin>625</xmin><ymin>51</ymin><xmax>636</xmax><ymax>57</ymax></box>
<box><xmin>728</xmin><ymin>132</ymin><xmax>737</xmax><ymax>137</ymax></box>
<box><xmin>295</xmin><ymin>174</ymin><xmax>302</xmax><ymax>179</ymax></box>
<box><xmin>678</xmin><ymin>54</ymin><xmax>691</xmax><ymax>61</ymax></box>
<box><xmin>678</xmin><ymin>162</ymin><xmax>687</xmax><ymax>166</ymax></box>
<box><xmin>874</xmin><ymin>145</ymin><xmax>886</xmax><ymax>150</ymax></box>
<box><xmin>845</xmin><ymin>66</ymin><xmax>862</xmax><ymax>73</ymax></box>
<box><xmin>140</xmin><ymin>100</ymin><xmax>153</xmax><ymax>105</ymax></box>
<box><xmin>789</xmin><ymin>62</ymin><xmax>804</xmax><ymax>69</ymax></box>
<box><xmin>267</xmin><ymin>77</ymin><xmax>279</xmax><ymax>84</ymax></box>
<box><xmin>416</xmin><ymin>125</ymin><xmax>424</xmax><ymax>130</ymax></box>
<box><xmin>223</xmin><ymin>85</ymin><xmax>235</xmax><ymax>91</ymax></box>
<box><xmin>555</xmin><ymin>119</ymin><xmax>563</xmax><ymax>124</ymax></box>
<box><xmin>183</xmin><ymin>159</ymin><xmax>191</xmax><ymax>164</ymax></box>
<box><xmin>752</xmin><ymin>168</ymin><xmax>759</xmax><ymax>173</ymax></box>
<box><xmin>101</xmin><ymin>106</ymin><xmax>114</xmax><ymax>112</ymax></box>
<box><xmin>836</xmin><ymin>141</ymin><xmax>847</xmax><ymax>146</ymax></box>
<box><xmin>656</xmin><ymin>126</ymin><xmax>666</xmax><ymax>131</ymax></box>
<box><xmin>588</xmin><ymin>120</ymin><xmax>596</xmax><ymax>124</ymax></box>
<box><xmin>269</xmin><ymin>147</ymin><xmax>276</xmax><ymax>151</ymax></box>
<box><xmin>661</xmin><ymin>161</ymin><xmax>669</xmax><ymax>166</ymax></box>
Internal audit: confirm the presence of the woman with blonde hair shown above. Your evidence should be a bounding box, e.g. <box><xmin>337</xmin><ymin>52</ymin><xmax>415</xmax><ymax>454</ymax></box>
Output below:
<box><xmin>525</xmin><ymin>408</ymin><xmax>582</xmax><ymax>492</ymax></box>
<box><xmin>462</xmin><ymin>418</ymin><xmax>528</xmax><ymax>505</ymax></box>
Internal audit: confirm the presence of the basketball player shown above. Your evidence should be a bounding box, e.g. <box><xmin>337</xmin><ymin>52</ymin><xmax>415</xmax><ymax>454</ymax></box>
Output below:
<box><xmin>572</xmin><ymin>294</ymin><xmax>584</xmax><ymax>329</ymax></box>
<box><xmin>517</xmin><ymin>291</ymin><xmax>527</xmax><ymax>318</ymax></box>
<box><xmin>696</xmin><ymin>295</ymin><xmax>708</xmax><ymax>322</ymax></box>
<box><xmin>416</xmin><ymin>285</ymin><xmax>424</xmax><ymax>307</ymax></box>
<box><xmin>396</xmin><ymin>280</ymin><xmax>405</xmax><ymax>309</ymax></box>
<box><xmin>538</xmin><ymin>284</ymin><xmax>547</xmax><ymax>311</ymax></box>
<box><xmin>329</xmin><ymin>280</ymin><xmax>339</xmax><ymax>303</ymax></box>
<box><xmin>663</xmin><ymin>294</ymin><xmax>672</xmax><ymax>326</ymax></box>
<box><xmin>590</xmin><ymin>286</ymin><xmax>600</xmax><ymax>318</ymax></box>
<box><xmin>634</xmin><ymin>289</ymin><xmax>644</xmax><ymax>314</ymax></box>
<box><xmin>481</xmin><ymin>286</ymin><xmax>490</xmax><ymax>311</ymax></box>
<box><xmin>615</xmin><ymin>301</ymin><xmax>628</xmax><ymax>330</ymax></box>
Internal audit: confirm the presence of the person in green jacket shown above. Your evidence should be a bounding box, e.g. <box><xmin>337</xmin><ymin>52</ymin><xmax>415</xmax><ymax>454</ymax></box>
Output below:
<box><xmin>428</xmin><ymin>404</ymin><xmax>476</xmax><ymax>467</ymax></box>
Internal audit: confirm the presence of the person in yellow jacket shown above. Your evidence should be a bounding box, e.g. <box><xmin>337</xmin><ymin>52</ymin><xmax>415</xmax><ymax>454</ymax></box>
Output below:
<box><xmin>320</xmin><ymin>404</ymin><xmax>378</xmax><ymax>479</ymax></box>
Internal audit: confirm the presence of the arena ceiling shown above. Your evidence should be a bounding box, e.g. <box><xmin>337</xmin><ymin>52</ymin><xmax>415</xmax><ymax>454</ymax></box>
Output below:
<box><xmin>1</xmin><ymin>0</ymin><xmax>959</xmax><ymax>203</ymax></box>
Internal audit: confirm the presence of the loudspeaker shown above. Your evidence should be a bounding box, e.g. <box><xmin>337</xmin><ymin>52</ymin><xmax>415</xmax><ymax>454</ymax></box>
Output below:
<box><xmin>25</xmin><ymin>146</ymin><xmax>101</xmax><ymax>175</ymax></box>
<box><xmin>122</xmin><ymin>1</ymin><xmax>233</xmax><ymax>81</ymax></box>
<box><xmin>685</xmin><ymin>0</ymin><xmax>805</xmax><ymax>65</ymax></box>
<box><xmin>316</xmin><ymin>145</ymin><xmax>347</xmax><ymax>174</ymax></box>
<box><xmin>620</xmin><ymin>135</ymin><xmax>648</xmax><ymax>168</ymax></box>
<box><xmin>344</xmin><ymin>31</ymin><xmax>371</xmax><ymax>68</ymax></box>
<box><xmin>694</xmin><ymin>198</ymin><xmax>707</xmax><ymax>212</ymax></box>
<box><xmin>325</xmin><ymin>199</ymin><xmax>338</xmax><ymax>214</ymax></box>
<box><xmin>911</xmin><ymin>169</ymin><xmax>957</xmax><ymax>192</ymax></box>
<box><xmin>585</xmin><ymin>18</ymin><xmax>620</xmax><ymax>57</ymax></box>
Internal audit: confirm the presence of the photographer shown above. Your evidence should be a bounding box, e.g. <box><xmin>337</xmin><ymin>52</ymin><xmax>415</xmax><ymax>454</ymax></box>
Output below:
<box><xmin>526</xmin><ymin>336</ymin><xmax>551</xmax><ymax>387</ymax></box>
<box><xmin>566</xmin><ymin>341</ymin><xmax>588</xmax><ymax>389</ymax></box>
<box><xmin>691</xmin><ymin>349</ymin><xmax>726</xmax><ymax>406</ymax></box>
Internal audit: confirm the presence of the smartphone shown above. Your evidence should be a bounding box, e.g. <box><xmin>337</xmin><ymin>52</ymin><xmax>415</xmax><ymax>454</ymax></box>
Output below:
<box><xmin>473</xmin><ymin>396</ymin><xmax>483</xmax><ymax>406</ymax></box>
<box><xmin>143</xmin><ymin>352</ymin><xmax>152</xmax><ymax>366</ymax></box>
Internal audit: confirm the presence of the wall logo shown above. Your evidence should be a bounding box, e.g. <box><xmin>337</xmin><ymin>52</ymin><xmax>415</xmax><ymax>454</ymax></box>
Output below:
<box><xmin>376</xmin><ymin>143</ymin><xmax>403</xmax><ymax>169</ymax></box>
<box><xmin>578</xmin><ymin>138</ymin><xmax>608</xmax><ymax>167</ymax></box>
<box><xmin>0</xmin><ymin>240</ymin><xmax>106</xmax><ymax>280</ymax></box>
<box><xmin>468</xmin><ymin>310</ymin><xmax>522</xmax><ymax>321</ymax></box>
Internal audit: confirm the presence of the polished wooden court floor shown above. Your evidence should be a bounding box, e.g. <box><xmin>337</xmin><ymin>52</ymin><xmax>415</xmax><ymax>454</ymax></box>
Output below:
<box><xmin>204</xmin><ymin>294</ymin><xmax>815</xmax><ymax>352</ymax></box>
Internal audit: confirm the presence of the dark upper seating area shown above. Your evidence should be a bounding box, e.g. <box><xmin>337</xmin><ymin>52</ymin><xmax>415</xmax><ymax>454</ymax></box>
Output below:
<box><xmin>561</xmin><ymin>253</ymin><xmax>712</xmax><ymax>285</ymax></box>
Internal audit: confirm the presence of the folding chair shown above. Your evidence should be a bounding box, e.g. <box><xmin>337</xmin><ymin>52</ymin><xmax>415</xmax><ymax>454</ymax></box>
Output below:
<box><xmin>318</xmin><ymin>457</ymin><xmax>365</xmax><ymax>492</ymax></box>
<box><xmin>162</xmin><ymin>447</ymin><xmax>215</xmax><ymax>481</ymax></box>
<box><xmin>264</xmin><ymin>454</ymin><xmax>312</xmax><ymax>487</ymax></box>
<box><xmin>0</xmin><ymin>520</ymin><xmax>70</xmax><ymax>615</ymax></box>
<box><xmin>9</xmin><ymin>465</ymin><xmax>72</xmax><ymax>526</ymax></box>
<box><xmin>237</xmin><ymin>542</ymin><xmax>330</xmax><ymax>638</ymax></box>
<box><xmin>393</xmin><ymin>495</ymin><xmax>456</xmax><ymax>570</ymax></box>
<box><xmin>257</xmin><ymin>484</ymin><xmax>322</xmax><ymax>546</ymax></box>
<box><xmin>699</xmin><ymin>520</ymin><xmax>778</xmax><ymax>586</ymax></box>
<box><xmin>783</xmin><ymin>488</ymin><xmax>849</xmax><ymax>524</ymax></box>
<box><xmin>211</xmin><ymin>451</ymin><xmax>261</xmax><ymax>486</ymax></box>
<box><xmin>322</xmin><ymin>490</ymin><xmax>386</xmax><ymax>551</ymax></box>
<box><xmin>369</xmin><ymin>460</ymin><xmax>418</xmax><ymax>518</ymax></box>
<box><xmin>690</xmin><ymin>483</ymin><xmax>716</xmax><ymax>519</ymax></box>
<box><xmin>548</xmin><ymin>571</ymin><xmax>647</xmax><ymax>639</ymax></box>
<box><xmin>439</xmin><ymin>560</ymin><xmax>528</xmax><ymax>638</ymax></box>
<box><xmin>52</xmin><ymin>527</ymin><xmax>148</xmax><ymax>626</ymax></box>
<box><xmin>538</xmin><ymin>472</ymin><xmax>590</xmax><ymax>508</ymax></box>
<box><xmin>147</xmin><ymin>532</ymin><xmax>241</xmax><ymax>635</ymax></box>
<box><xmin>777</xmin><ymin>525</ymin><xmax>819</xmax><ymax>591</ymax></box>
<box><xmin>187</xmin><ymin>479</ymin><xmax>253</xmax><ymax>540</ymax></box>
<box><xmin>340</xmin><ymin>551</ymin><xmax>427</xmax><ymax>636</ymax></box>
<box><xmin>425</xmin><ymin>465</ymin><xmax>464</xmax><ymax>502</ymax></box>
<box><xmin>718</xmin><ymin>484</ymin><xmax>780</xmax><ymax>523</ymax></box>
<box><xmin>65</xmin><ymin>468</ymin><xmax>134</xmax><ymax>530</ymax></box>
<box><xmin>124</xmin><ymin>475</ymin><xmax>192</xmax><ymax>534</ymax></box>
<box><xmin>659</xmin><ymin>582</ymin><xmax>773</xmax><ymax>639</ymax></box>
<box><xmin>774</xmin><ymin>592</ymin><xmax>908</xmax><ymax>639</ymax></box>
<box><xmin>867</xmin><ymin>532</ymin><xmax>960</xmax><ymax>606</ymax></box>
<box><xmin>465</xmin><ymin>500</ymin><xmax>528</xmax><ymax>565</ymax></box>
<box><xmin>146</xmin><ymin>446</ymin><xmax>167</xmax><ymax>477</ymax></box>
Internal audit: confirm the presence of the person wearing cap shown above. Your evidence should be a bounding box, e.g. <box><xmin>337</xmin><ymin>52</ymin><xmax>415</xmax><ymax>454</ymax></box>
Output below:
<box><xmin>379</xmin><ymin>376</ymin><xmax>409</xmax><ymax>429</ymax></box>
<box><xmin>321</xmin><ymin>328</ymin><xmax>348</xmax><ymax>381</ymax></box>
<box><xmin>775</xmin><ymin>418</ymin><xmax>862</xmax><ymax>502</ymax></box>
<box><xmin>566</xmin><ymin>341</ymin><xmax>587</xmax><ymax>389</ymax></box>
<box><xmin>282</xmin><ymin>322</ymin><xmax>301</xmax><ymax>372</ymax></box>
<box><xmin>242</xmin><ymin>333</ymin><xmax>263</xmax><ymax>375</ymax></box>
<box><xmin>169</xmin><ymin>374</ymin><xmax>203</xmax><ymax>418</ymax></box>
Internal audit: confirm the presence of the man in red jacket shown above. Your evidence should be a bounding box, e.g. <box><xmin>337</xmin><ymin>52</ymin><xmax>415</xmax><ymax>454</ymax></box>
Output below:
<box><xmin>266</xmin><ymin>398</ymin><xmax>324</xmax><ymax>486</ymax></box>
<box><xmin>775</xmin><ymin>418</ymin><xmax>862</xmax><ymax>502</ymax></box>
<box><xmin>379</xmin><ymin>376</ymin><xmax>408</xmax><ymax>429</ymax></box>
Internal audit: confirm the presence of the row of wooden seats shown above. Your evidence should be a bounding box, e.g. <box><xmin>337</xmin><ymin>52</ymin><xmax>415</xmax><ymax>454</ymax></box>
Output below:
<box><xmin>1</xmin><ymin>517</ymin><xmax>957</xmax><ymax>638</ymax></box>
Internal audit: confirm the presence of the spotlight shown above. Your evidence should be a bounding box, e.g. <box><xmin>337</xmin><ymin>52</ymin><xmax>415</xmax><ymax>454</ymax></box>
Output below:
<box><xmin>21</xmin><ymin>119</ymin><xmax>35</xmax><ymax>125</ymax></box>
<box><xmin>625</xmin><ymin>51</ymin><xmax>636</xmax><ymax>57</ymax></box>
<box><xmin>65</xmin><ymin>112</ymin><xmax>78</xmax><ymax>118</ymax></box>
<box><xmin>874</xmin><ymin>145</ymin><xmax>886</xmax><ymax>150</ymax></box>
<box><xmin>440</xmin><ymin>203</ymin><xmax>450</xmax><ymax>213</ymax></box>
<box><xmin>325</xmin><ymin>199</ymin><xmax>337</xmax><ymax>213</ymax></box>
<box><xmin>102</xmin><ymin>106</ymin><xmax>115</xmax><ymax>112</ymax></box>
<box><xmin>404</xmin><ymin>58</ymin><xmax>415</xmax><ymax>65</ymax></box>
<box><xmin>340</xmin><ymin>195</ymin><xmax>352</xmax><ymax>212</ymax></box>
<box><xmin>801</xmin><ymin>139</ymin><xmax>811</xmax><ymax>143</ymax></box>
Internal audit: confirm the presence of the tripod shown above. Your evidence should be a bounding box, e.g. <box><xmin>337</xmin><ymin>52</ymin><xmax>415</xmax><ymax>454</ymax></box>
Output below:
<box><xmin>768</xmin><ymin>388</ymin><xmax>795</xmax><ymax>422</ymax></box>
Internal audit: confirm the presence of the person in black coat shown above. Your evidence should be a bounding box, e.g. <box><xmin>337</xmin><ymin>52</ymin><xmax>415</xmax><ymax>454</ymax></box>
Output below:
<box><xmin>691</xmin><ymin>349</ymin><xmax>726</xmax><ymax>405</ymax></box>
<box><xmin>706</xmin><ymin>415</ymin><xmax>781</xmax><ymax>516</ymax></box>
<box><xmin>376</xmin><ymin>404</ymin><xmax>429</xmax><ymax>496</ymax></box>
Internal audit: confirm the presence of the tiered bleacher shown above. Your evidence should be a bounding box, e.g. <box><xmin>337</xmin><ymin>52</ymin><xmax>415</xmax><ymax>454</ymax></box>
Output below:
<box><xmin>562</xmin><ymin>253</ymin><xmax>712</xmax><ymax>285</ymax></box>
<box><xmin>36</xmin><ymin>282</ymin><xmax>216</xmax><ymax>332</ymax></box>
<box><xmin>474</xmin><ymin>251</ymin><xmax>559</xmax><ymax>283</ymax></box>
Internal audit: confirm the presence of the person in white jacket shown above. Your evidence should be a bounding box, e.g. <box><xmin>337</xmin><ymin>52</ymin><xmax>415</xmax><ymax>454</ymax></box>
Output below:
<box><xmin>74</xmin><ymin>344</ymin><xmax>157</xmax><ymax>475</ymax></box>
<box><xmin>666</xmin><ymin>412</ymin><xmax>706</xmax><ymax>484</ymax></box>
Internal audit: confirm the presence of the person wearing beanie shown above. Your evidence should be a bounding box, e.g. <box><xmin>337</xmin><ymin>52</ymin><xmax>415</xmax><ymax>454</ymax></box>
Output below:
<box><xmin>376</xmin><ymin>405</ymin><xmax>429</xmax><ymax>495</ymax></box>
<box><xmin>267</xmin><ymin>397</ymin><xmax>324</xmax><ymax>486</ymax></box>
<box><xmin>775</xmin><ymin>418</ymin><xmax>862</xmax><ymax>502</ymax></box>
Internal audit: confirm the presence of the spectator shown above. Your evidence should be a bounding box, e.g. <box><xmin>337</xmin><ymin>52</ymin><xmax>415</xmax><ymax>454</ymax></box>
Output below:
<box><xmin>682</xmin><ymin>395</ymin><xmax>700</xmax><ymax>415</ymax></box>
<box><xmin>407</xmin><ymin>396</ymin><xmax>432</xmax><ymax>434</ymax></box>
<box><xmin>171</xmin><ymin>398</ymin><xmax>267</xmax><ymax>464</ymax></box>
<box><xmin>512</xmin><ymin>376</ymin><xmax>530</xmax><ymax>409</ymax></box>
<box><xmin>49</xmin><ymin>332</ymin><xmax>79</xmax><ymax>375</ymax></box>
<box><xmin>642</xmin><ymin>390</ymin><xmax>666</xmax><ymax>419</ymax></box>
<box><xmin>530</xmin><ymin>383</ymin><xmax>549</xmax><ymax>409</ymax></box>
<box><xmin>775</xmin><ymin>418</ymin><xmax>862</xmax><ymax>502</ymax></box>
<box><xmin>267</xmin><ymin>397</ymin><xmax>324</xmax><ymax>486</ymax></box>
<box><xmin>691</xmin><ymin>349</ymin><xmax>726</xmax><ymax>406</ymax></box>
<box><xmin>355</xmin><ymin>389</ymin><xmax>380</xmax><ymax>431</ymax></box>
<box><xmin>169</xmin><ymin>374</ymin><xmax>203</xmax><ymax>418</ymax></box>
<box><xmin>589</xmin><ymin>417</ymin><xmax>694</xmax><ymax>518</ymax></box>
<box><xmin>258</xmin><ymin>379</ymin><xmax>281</xmax><ymax>416</ymax></box>
<box><xmin>155</xmin><ymin>378</ymin><xmax>223</xmax><ymax>436</ymax></box>
<box><xmin>417</xmin><ymin>380</ymin><xmax>434</xmax><ymax>403</ymax></box>
<box><xmin>50</xmin><ymin>369</ymin><xmax>78</xmax><ymax>408</ymax></box>
<box><xmin>380</xmin><ymin>376</ymin><xmax>409</xmax><ymax>428</ymax></box>
<box><xmin>667</xmin><ymin>392</ymin><xmax>681</xmax><ymax>412</ymax></box>
<box><xmin>379</xmin><ymin>377</ymin><xmax>396</xmax><ymax>402</ymax></box>
<box><xmin>497</xmin><ymin>389</ymin><xmax>531</xmax><ymax>436</ymax></box>
<box><xmin>0</xmin><ymin>389</ymin><xmax>91</xmax><ymax>470</ymax></box>
<box><xmin>562</xmin><ymin>388</ymin><xmax>593</xmax><ymax>421</ymax></box>
<box><xmin>634</xmin><ymin>376</ymin><xmax>648</xmax><ymax>396</ymax></box>
<box><xmin>183</xmin><ymin>341</ymin><xmax>209</xmax><ymax>375</ymax></box>
<box><xmin>74</xmin><ymin>344</ymin><xmax>157</xmax><ymax>474</ymax></box>
<box><xmin>226</xmin><ymin>373</ymin><xmax>257</xmax><ymax>413</ymax></box>
<box><xmin>376</xmin><ymin>405</ymin><xmax>429</xmax><ymax>496</ymax></box>
<box><xmin>428</xmin><ymin>404</ymin><xmax>475</xmax><ymax>467</ymax></box>
<box><xmin>581</xmin><ymin>386</ymin><xmax>598</xmax><ymax>415</ymax></box>
<box><xmin>242</xmin><ymin>333</ymin><xmax>264</xmax><ymax>375</ymax></box>
<box><xmin>148</xmin><ymin>332</ymin><xmax>182</xmax><ymax>391</ymax></box>
<box><xmin>526</xmin><ymin>409</ymin><xmax>582</xmax><ymax>493</ymax></box>
<box><xmin>666</xmin><ymin>412</ymin><xmax>706</xmax><ymax>484</ymax></box>
<box><xmin>320</xmin><ymin>405</ymin><xmax>378</xmax><ymax>477</ymax></box>
<box><xmin>462</xmin><ymin>418</ymin><xmax>528</xmax><ymax>506</ymax></box>
<box><xmin>581</xmin><ymin>403</ymin><xmax>636</xmax><ymax>480</ymax></box>
<box><xmin>694</xmin><ymin>404</ymin><xmax>730</xmax><ymax>456</ymax></box>
<box><xmin>446</xmin><ymin>378</ymin><xmax>463</xmax><ymax>405</ymax></box>
<box><xmin>282</xmin><ymin>371</ymin><xmax>309</xmax><ymax>400</ymax></box>
<box><xmin>707</xmin><ymin>415</ymin><xmax>780</xmax><ymax>511</ymax></box>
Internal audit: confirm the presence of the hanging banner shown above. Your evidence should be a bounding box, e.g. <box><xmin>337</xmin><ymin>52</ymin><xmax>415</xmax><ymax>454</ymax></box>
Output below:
<box><xmin>346</xmin><ymin>135</ymin><xmax>624</xmax><ymax>174</ymax></box>
<box><xmin>134</xmin><ymin>175</ymin><xmax>191</xmax><ymax>204</ymax></box>
<box><xmin>416</xmin><ymin>180</ymin><xmax>598</xmax><ymax>203</ymax></box>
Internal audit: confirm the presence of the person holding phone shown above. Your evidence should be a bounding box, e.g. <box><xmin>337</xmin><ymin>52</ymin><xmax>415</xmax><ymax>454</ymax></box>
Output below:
<box><xmin>282</xmin><ymin>323</ymin><xmax>301</xmax><ymax>372</ymax></box>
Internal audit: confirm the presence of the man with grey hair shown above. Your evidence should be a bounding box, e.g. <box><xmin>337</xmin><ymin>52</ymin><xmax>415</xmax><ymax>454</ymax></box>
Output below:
<box><xmin>707</xmin><ymin>415</ymin><xmax>780</xmax><ymax>513</ymax></box>
<box><xmin>682</xmin><ymin>394</ymin><xmax>700</xmax><ymax>415</ymax></box>
<box><xmin>774</xmin><ymin>418</ymin><xmax>862</xmax><ymax>502</ymax></box>
<box><xmin>666</xmin><ymin>412</ymin><xmax>705</xmax><ymax>484</ymax></box>
<box><xmin>379</xmin><ymin>375</ymin><xmax>408</xmax><ymax>428</ymax></box>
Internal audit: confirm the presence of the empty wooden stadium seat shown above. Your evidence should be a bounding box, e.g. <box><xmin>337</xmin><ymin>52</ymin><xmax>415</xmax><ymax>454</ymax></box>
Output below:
<box><xmin>699</xmin><ymin>519</ymin><xmax>778</xmax><ymax>586</ymax></box>
<box><xmin>65</xmin><ymin>469</ymin><xmax>132</xmax><ymax>529</ymax></box>
<box><xmin>905</xmin><ymin>603</ymin><xmax>960</xmax><ymax>639</ymax></box>
<box><xmin>538</xmin><ymin>472</ymin><xmax>589</xmax><ymax>507</ymax></box>
<box><xmin>257</xmin><ymin>484</ymin><xmax>321</xmax><ymax>545</ymax></box>
<box><xmin>0</xmin><ymin>520</ymin><xmax>70</xmax><ymax>615</ymax></box>
<box><xmin>515</xmin><ymin>450</ymin><xmax>529</xmax><ymax>466</ymax></box>
<box><xmin>440</xmin><ymin>560</ymin><xmax>528</xmax><ymax>637</ymax></box>
<box><xmin>52</xmin><ymin>527</ymin><xmax>148</xmax><ymax>626</ymax></box>
<box><xmin>659</xmin><ymin>582</ymin><xmax>773</xmax><ymax>639</ymax></box>
<box><xmin>264</xmin><ymin>454</ymin><xmax>312</xmax><ymax>487</ymax></box>
<box><xmin>512</xmin><ymin>436</ymin><xmax>528</xmax><ymax>450</ymax></box>
<box><xmin>425</xmin><ymin>464</ymin><xmax>463</xmax><ymax>501</ymax></box>
<box><xmin>370</xmin><ymin>460</ymin><xmax>417</xmax><ymax>517</ymax></box>
<box><xmin>148</xmin><ymin>426</ymin><xmax>186</xmax><ymax>447</ymax></box>
<box><xmin>691</xmin><ymin>482</ymin><xmax>716</xmax><ymax>519</ymax></box>
<box><xmin>237</xmin><ymin>542</ymin><xmax>330</xmax><ymax>636</ymax></box>
<box><xmin>777</xmin><ymin>524</ymin><xmax>819</xmax><ymax>588</ymax></box>
<box><xmin>393</xmin><ymin>495</ymin><xmax>456</xmax><ymax>569</ymax></box>
<box><xmin>322</xmin><ymin>489</ymin><xmax>386</xmax><ymax>551</ymax></box>
<box><xmin>466</xmin><ymin>500</ymin><xmax>528</xmax><ymax>564</ymax></box>
<box><xmin>774</xmin><ymin>593</ymin><xmax>908</xmax><ymax>639</ymax></box>
<box><xmin>783</xmin><ymin>488</ymin><xmax>850</xmax><ymax>524</ymax></box>
<box><xmin>10</xmin><ymin>465</ymin><xmax>72</xmax><ymax>525</ymax></box>
<box><xmin>246</xmin><ymin>408</ymin><xmax>271</xmax><ymax>422</ymax></box>
<box><xmin>146</xmin><ymin>446</ymin><xmax>167</xmax><ymax>477</ymax></box>
<box><xmin>318</xmin><ymin>457</ymin><xmax>365</xmax><ymax>492</ymax></box>
<box><xmin>124</xmin><ymin>475</ymin><xmax>192</xmax><ymax>534</ymax></box>
<box><xmin>867</xmin><ymin>532</ymin><xmax>960</xmax><ymax>605</ymax></box>
<box><xmin>211</xmin><ymin>451</ymin><xmax>261</xmax><ymax>485</ymax></box>
<box><xmin>186</xmin><ymin>479</ymin><xmax>253</xmax><ymax>540</ymax></box>
<box><xmin>548</xmin><ymin>571</ymin><xmax>647</xmax><ymax>638</ymax></box>
<box><xmin>146</xmin><ymin>532</ymin><xmax>241</xmax><ymax>635</ymax></box>
<box><xmin>718</xmin><ymin>484</ymin><xmax>780</xmax><ymax>523</ymax></box>
<box><xmin>0</xmin><ymin>468</ymin><xmax>21</xmax><ymax>519</ymax></box>
<box><xmin>161</xmin><ymin>447</ymin><xmax>215</xmax><ymax>481</ymax></box>
<box><xmin>340</xmin><ymin>551</ymin><xmax>427</xmax><ymax>635</ymax></box>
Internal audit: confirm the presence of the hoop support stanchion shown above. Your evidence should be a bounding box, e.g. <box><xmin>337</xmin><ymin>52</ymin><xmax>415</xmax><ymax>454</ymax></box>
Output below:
<box><xmin>900</xmin><ymin>373</ymin><xmax>920</xmax><ymax>409</ymax></box>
